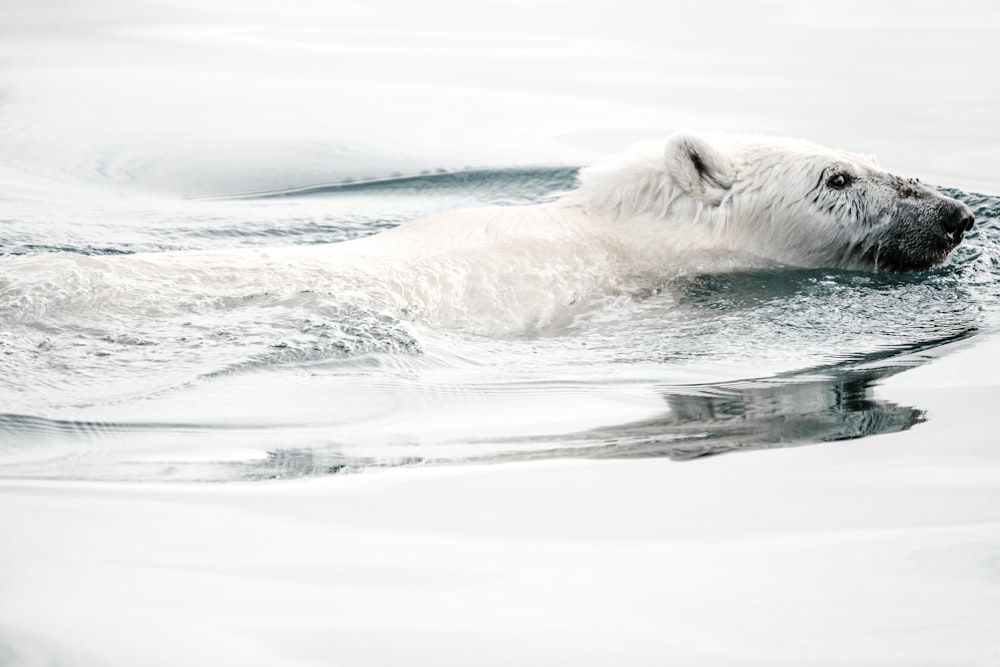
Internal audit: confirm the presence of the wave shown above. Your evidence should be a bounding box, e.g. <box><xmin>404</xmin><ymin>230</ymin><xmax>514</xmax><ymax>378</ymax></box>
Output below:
<box><xmin>197</xmin><ymin>166</ymin><xmax>581</xmax><ymax>203</ymax></box>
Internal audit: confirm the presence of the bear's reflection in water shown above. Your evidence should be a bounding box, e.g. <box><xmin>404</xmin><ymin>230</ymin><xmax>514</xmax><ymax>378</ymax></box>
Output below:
<box><xmin>247</xmin><ymin>351</ymin><xmax>952</xmax><ymax>480</ymax></box>
<box><xmin>0</xmin><ymin>343</ymin><xmax>950</xmax><ymax>482</ymax></box>
<box><xmin>584</xmin><ymin>367</ymin><xmax>923</xmax><ymax>461</ymax></box>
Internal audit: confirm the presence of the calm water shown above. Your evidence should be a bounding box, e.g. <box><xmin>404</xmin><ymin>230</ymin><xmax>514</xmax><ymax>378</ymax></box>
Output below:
<box><xmin>2</xmin><ymin>170</ymin><xmax>998</xmax><ymax>481</ymax></box>
<box><xmin>2</xmin><ymin>1</ymin><xmax>999</xmax><ymax>665</ymax></box>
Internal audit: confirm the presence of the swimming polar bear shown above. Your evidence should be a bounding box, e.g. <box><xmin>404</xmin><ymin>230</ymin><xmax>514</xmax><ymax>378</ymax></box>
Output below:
<box><xmin>0</xmin><ymin>131</ymin><xmax>975</xmax><ymax>335</ymax></box>
<box><xmin>378</xmin><ymin>130</ymin><xmax>974</xmax><ymax>273</ymax></box>
<box><xmin>330</xmin><ymin>131</ymin><xmax>974</xmax><ymax>282</ymax></box>
<box><xmin>307</xmin><ymin>130</ymin><xmax>974</xmax><ymax>325</ymax></box>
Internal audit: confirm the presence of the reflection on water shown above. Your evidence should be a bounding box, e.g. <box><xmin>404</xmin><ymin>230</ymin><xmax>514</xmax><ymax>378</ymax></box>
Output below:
<box><xmin>230</xmin><ymin>355</ymin><xmax>935</xmax><ymax>477</ymax></box>
<box><xmin>450</xmin><ymin>335</ymin><xmax>971</xmax><ymax>467</ymax></box>
<box><xmin>596</xmin><ymin>366</ymin><xmax>925</xmax><ymax>461</ymax></box>
<box><xmin>243</xmin><ymin>364</ymin><xmax>928</xmax><ymax>478</ymax></box>
<box><xmin>0</xmin><ymin>331</ymin><xmax>974</xmax><ymax>481</ymax></box>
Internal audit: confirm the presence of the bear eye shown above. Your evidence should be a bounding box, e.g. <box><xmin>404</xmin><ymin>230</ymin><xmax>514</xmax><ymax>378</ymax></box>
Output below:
<box><xmin>827</xmin><ymin>173</ymin><xmax>851</xmax><ymax>190</ymax></box>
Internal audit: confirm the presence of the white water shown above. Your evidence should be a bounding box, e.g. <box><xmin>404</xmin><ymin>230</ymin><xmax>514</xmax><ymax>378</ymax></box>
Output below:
<box><xmin>2</xmin><ymin>0</ymin><xmax>1000</xmax><ymax>664</ymax></box>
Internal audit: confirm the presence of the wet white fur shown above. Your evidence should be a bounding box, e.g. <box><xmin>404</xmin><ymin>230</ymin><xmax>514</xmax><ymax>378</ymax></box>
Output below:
<box><xmin>563</xmin><ymin>131</ymin><xmax>889</xmax><ymax>269</ymax></box>
<box><xmin>1</xmin><ymin>132</ymin><xmax>935</xmax><ymax>334</ymax></box>
<box><xmin>303</xmin><ymin>131</ymin><xmax>899</xmax><ymax>323</ymax></box>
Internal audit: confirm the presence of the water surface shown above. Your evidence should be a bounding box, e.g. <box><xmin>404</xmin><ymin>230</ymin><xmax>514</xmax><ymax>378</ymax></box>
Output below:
<box><xmin>1</xmin><ymin>169</ymin><xmax>998</xmax><ymax>481</ymax></box>
<box><xmin>2</xmin><ymin>1</ymin><xmax>999</xmax><ymax>665</ymax></box>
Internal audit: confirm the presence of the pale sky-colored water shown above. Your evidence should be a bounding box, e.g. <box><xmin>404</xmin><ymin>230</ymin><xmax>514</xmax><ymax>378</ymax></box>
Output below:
<box><xmin>1</xmin><ymin>1</ymin><xmax>999</xmax><ymax>665</ymax></box>
<box><xmin>2</xmin><ymin>0</ymin><xmax>999</xmax><ymax>194</ymax></box>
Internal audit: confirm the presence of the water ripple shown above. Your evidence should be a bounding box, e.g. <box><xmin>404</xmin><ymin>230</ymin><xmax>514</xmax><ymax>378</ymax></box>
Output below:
<box><xmin>0</xmin><ymin>176</ymin><xmax>997</xmax><ymax>481</ymax></box>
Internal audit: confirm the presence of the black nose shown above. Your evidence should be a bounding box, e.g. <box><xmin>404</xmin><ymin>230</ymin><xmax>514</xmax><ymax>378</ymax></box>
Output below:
<box><xmin>942</xmin><ymin>205</ymin><xmax>975</xmax><ymax>236</ymax></box>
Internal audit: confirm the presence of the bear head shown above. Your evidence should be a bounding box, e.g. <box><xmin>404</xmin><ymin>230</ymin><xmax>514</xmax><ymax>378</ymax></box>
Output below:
<box><xmin>574</xmin><ymin>131</ymin><xmax>974</xmax><ymax>272</ymax></box>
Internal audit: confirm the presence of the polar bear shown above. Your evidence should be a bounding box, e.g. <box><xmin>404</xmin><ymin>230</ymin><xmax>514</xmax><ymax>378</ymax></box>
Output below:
<box><xmin>0</xmin><ymin>131</ymin><xmax>975</xmax><ymax>335</ymax></box>
<box><xmin>359</xmin><ymin>130</ymin><xmax>973</xmax><ymax>275</ymax></box>
<box><xmin>302</xmin><ymin>130</ymin><xmax>973</xmax><ymax>328</ymax></box>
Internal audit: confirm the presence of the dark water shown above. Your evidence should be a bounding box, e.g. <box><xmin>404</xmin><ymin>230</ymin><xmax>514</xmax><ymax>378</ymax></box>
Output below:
<box><xmin>1</xmin><ymin>169</ymin><xmax>998</xmax><ymax>481</ymax></box>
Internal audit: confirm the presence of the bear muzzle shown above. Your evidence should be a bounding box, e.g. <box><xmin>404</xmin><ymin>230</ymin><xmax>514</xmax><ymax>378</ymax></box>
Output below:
<box><xmin>941</xmin><ymin>202</ymin><xmax>975</xmax><ymax>243</ymax></box>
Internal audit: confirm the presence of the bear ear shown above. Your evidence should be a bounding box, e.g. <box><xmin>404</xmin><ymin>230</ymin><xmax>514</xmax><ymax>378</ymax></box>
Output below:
<box><xmin>663</xmin><ymin>131</ymin><xmax>734</xmax><ymax>206</ymax></box>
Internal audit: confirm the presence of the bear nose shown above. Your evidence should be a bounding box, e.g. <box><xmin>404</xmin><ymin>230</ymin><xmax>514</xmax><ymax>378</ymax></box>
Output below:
<box><xmin>941</xmin><ymin>205</ymin><xmax>975</xmax><ymax>236</ymax></box>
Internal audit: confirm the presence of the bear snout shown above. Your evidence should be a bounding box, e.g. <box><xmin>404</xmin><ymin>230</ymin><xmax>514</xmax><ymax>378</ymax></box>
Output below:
<box><xmin>940</xmin><ymin>202</ymin><xmax>975</xmax><ymax>240</ymax></box>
